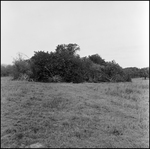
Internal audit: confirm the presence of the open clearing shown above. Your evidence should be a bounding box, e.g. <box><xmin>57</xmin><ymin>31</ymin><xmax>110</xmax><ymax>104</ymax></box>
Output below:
<box><xmin>1</xmin><ymin>77</ymin><xmax>149</xmax><ymax>148</ymax></box>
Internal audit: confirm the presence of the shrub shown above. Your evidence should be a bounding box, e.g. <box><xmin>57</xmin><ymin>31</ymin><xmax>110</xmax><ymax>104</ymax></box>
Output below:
<box><xmin>112</xmin><ymin>74</ymin><xmax>125</xmax><ymax>82</ymax></box>
<box><xmin>123</xmin><ymin>74</ymin><xmax>132</xmax><ymax>82</ymax></box>
<box><xmin>1</xmin><ymin>64</ymin><xmax>13</xmax><ymax>77</ymax></box>
<box><xmin>11</xmin><ymin>53</ymin><xmax>33</xmax><ymax>80</ymax></box>
<box><xmin>9</xmin><ymin>44</ymin><xmax>136</xmax><ymax>83</ymax></box>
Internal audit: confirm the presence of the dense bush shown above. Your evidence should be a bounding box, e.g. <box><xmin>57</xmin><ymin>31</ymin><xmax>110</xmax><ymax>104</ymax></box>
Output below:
<box><xmin>29</xmin><ymin>44</ymin><xmax>85</xmax><ymax>83</ymax></box>
<box><xmin>30</xmin><ymin>51</ymin><xmax>52</xmax><ymax>82</ymax></box>
<box><xmin>140</xmin><ymin>67</ymin><xmax>149</xmax><ymax>79</ymax></box>
<box><xmin>9</xmin><ymin>43</ymin><xmax>149</xmax><ymax>83</ymax></box>
<box><xmin>123</xmin><ymin>67</ymin><xmax>149</xmax><ymax>79</ymax></box>
<box><xmin>1</xmin><ymin>64</ymin><xmax>13</xmax><ymax>77</ymax></box>
<box><xmin>10</xmin><ymin>53</ymin><xmax>33</xmax><ymax>80</ymax></box>
<box><xmin>123</xmin><ymin>74</ymin><xmax>132</xmax><ymax>82</ymax></box>
<box><xmin>101</xmin><ymin>61</ymin><xmax>125</xmax><ymax>82</ymax></box>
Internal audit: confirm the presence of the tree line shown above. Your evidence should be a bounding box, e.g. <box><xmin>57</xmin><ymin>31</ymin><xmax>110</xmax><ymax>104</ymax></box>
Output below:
<box><xmin>1</xmin><ymin>43</ymin><xmax>149</xmax><ymax>83</ymax></box>
<box><xmin>123</xmin><ymin>67</ymin><xmax>149</xmax><ymax>79</ymax></box>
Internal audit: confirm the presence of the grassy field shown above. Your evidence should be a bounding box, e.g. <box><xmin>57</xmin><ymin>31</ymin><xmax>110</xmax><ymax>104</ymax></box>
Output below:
<box><xmin>1</xmin><ymin>77</ymin><xmax>149</xmax><ymax>148</ymax></box>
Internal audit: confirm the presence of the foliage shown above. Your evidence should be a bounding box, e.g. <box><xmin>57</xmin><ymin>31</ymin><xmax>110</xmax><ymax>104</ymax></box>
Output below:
<box><xmin>123</xmin><ymin>67</ymin><xmax>149</xmax><ymax>79</ymax></box>
<box><xmin>30</xmin><ymin>51</ymin><xmax>52</xmax><ymax>82</ymax></box>
<box><xmin>9</xmin><ymin>43</ymin><xmax>150</xmax><ymax>83</ymax></box>
<box><xmin>11</xmin><ymin>53</ymin><xmax>33</xmax><ymax>80</ymax></box>
<box><xmin>123</xmin><ymin>67</ymin><xmax>140</xmax><ymax>78</ymax></box>
<box><xmin>80</xmin><ymin>57</ymin><xmax>93</xmax><ymax>81</ymax></box>
<box><xmin>63</xmin><ymin>57</ymin><xmax>85</xmax><ymax>83</ymax></box>
<box><xmin>102</xmin><ymin>61</ymin><xmax>124</xmax><ymax>82</ymax></box>
<box><xmin>1</xmin><ymin>64</ymin><xmax>13</xmax><ymax>77</ymax></box>
<box><xmin>29</xmin><ymin>44</ymin><xmax>84</xmax><ymax>83</ymax></box>
<box><xmin>139</xmin><ymin>67</ymin><xmax>149</xmax><ymax>79</ymax></box>
<box><xmin>55</xmin><ymin>43</ymin><xmax>80</xmax><ymax>56</ymax></box>
<box><xmin>89</xmin><ymin>54</ymin><xmax>106</xmax><ymax>66</ymax></box>
<box><xmin>123</xmin><ymin>74</ymin><xmax>132</xmax><ymax>82</ymax></box>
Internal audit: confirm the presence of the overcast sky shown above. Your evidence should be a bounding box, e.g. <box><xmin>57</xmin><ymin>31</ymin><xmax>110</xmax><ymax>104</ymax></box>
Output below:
<box><xmin>1</xmin><ymin>1</ymin><xmax>149</xmax><ymax>68</ymax></box>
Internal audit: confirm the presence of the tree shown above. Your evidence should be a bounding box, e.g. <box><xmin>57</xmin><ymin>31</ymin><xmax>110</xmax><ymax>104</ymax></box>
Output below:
<box><xmin>81</xmin><ymin>57</ymin><xmax>94</xmax><ymax>81</ymax></box>
<box><xmin>54</xmin><ymin>44</ymin><xmax>84</xmax><ymax>83</ymax></box>
<box><xmin>55</xmin><ymin>43</ymin><xmax>80</xmax><ymax>56</ymax></box>
<box><xmin>89</xmin><ymin>54</ymin><xmax>106</xmax><ymax>66</ymax></box>
<box><xmin>1</xmin><ymin>64</ymin><xmax>11</xmax><ymax>76</ymax></box>
<box><xmin>102</xmin><ymin>61</ymin><xmax>130</xmax><ymax>82</ymax></box>
<box><xmin>140</xmin><ymin>67</ymin><xmax>149</xmax><ymax>79</ymax></box>
<box><xmin>9</xmin><ymin>43</ymin><xmax>133</xmax><ymax>83</ymax></box>
<box><xmin>29</xmin><ymin>43</ymin><xmax>84</xmax><ymax>83</ymax></box>
<box><xmin>30</xmin><ymin>51</ymin><xmax>52</xmax><ymax>81</ymax></box>
<box><xmin>123</xmin><ymin>67</ymin><xmax>149</xmax><ymax>79</ymax></box>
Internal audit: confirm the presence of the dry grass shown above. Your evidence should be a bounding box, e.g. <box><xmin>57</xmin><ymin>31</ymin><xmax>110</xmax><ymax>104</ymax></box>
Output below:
<box><xmin>1</xmin><ymin>77</ymin><xmax>149</xmax><ymax>148</ymax></box>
